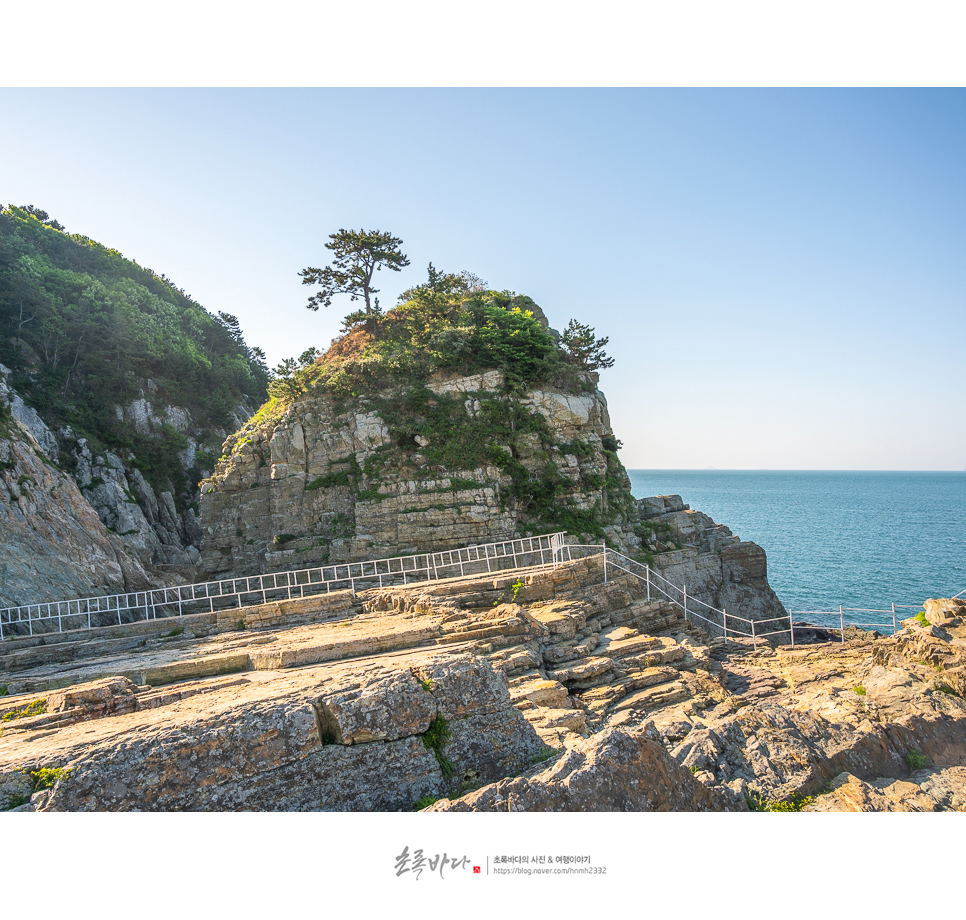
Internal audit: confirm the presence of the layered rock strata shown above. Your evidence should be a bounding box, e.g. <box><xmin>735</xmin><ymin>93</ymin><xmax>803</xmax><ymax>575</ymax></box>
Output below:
<box><xmin>636</xmin><ymin>494</ymin><xmax>788</xmax><ymax>630</ymax></box>
<box><xmin>4</xmin><ymin>555</ymin><xmax>964</xmax><ymax>812</ymax></box>
<box><xmin>199</xmin><ymin>370</ymin><xmax>632</xmax><ymax>577</ymax></box>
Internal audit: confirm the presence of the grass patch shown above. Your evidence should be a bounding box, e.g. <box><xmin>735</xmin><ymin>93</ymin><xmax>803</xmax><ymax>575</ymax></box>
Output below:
<box><xmin>906</xmin><ymin>748</ymin><xmax>929</xmax><ymax>771</ymax></box>
<box><xmin>2</xmin><ymin>698</ymin><xmax>46</xmax><ymax>722</ymax></box>
<box><xmin>1</xmin><ymin>765</ymin><xmax>70</xmax><ymax>810</ymax></box>
<box><xmin>915</xmin><ymin>611</ymin><xmax>928</xmax><ymax>627</ymax></box>
<box><xmin>421</xmin><ymin>714</ymin><xmax>455</xmax><ymax>780</ymax></box>
<box><xmin>161</xmin><ymin>626</ymin><xmax>184</xmax><ymax>638</ymax></box>
<box><xmin>852</xmin><ymin>685</ymin><xmax>866</xmax><ymax>695</ymax></box>
<box><xmin>0</xmin><ymin>685</ymin><xmax>8</xmax><ymax>697</ymax></box>
<box><xmin>306</xmin><ymin>470</ymin><xmax>353</xmax><ymax>490</ymax></box>
<box><xmin>30</xmin><ymin>766</ymin><xmax>69</xmax><ymax>791</ymax></box>
<box><xmin>746</xmin><ymin>792</ymin><xmax>814</xmax><ymax>812</ymax></box>
<box><xmin>414</xmin><ymin>794</ymin><xmax>440</xmax><ymax>810</ymax></box>
<box><xmin>531</xmin><ymin>747</ymin><xmax>558</xmax><ymax>765</ymax></box>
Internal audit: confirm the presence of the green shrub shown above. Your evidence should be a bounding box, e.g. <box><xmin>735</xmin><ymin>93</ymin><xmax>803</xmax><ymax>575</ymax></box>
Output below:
<box><xmin>746</xmin><ymin>792</ymin><xmax>813</xmax><ymax>812</ymax></box>
<box><xmin>906</xmin><ymin>748</ymin><xmax>929</xmax><ymax>771</ymax></box>
<box><xmin>30</xmin><ymin>766</ymin><xmax>68</xmax><ymax>791</ymax></box>
<box><xmin>421</xmin><ymin>714</ymin><xmax>455</xmax><ymax>779</ymax></box>
<box><xmin>2</xmin><ymin>698</ymin><xmax>46</xmax><ymax>722</ymax></box>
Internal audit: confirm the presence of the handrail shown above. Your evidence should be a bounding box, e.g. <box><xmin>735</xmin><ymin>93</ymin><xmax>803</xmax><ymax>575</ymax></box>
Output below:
<box><xmin>0</xmin><ymin>532</ymin><xmax>568</xmax><ymax>639</ymax></box>
<box><xmin>561</xmin><ymin>543</ymin><xmax>921</xmax><ymax>648</ymax></box>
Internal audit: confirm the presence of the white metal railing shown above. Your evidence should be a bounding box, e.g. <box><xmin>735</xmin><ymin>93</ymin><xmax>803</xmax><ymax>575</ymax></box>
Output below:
<box><xmin>0</xmin><ymin>532</ymin><xmax>567</xmax><ymax>640</ymax></box>
<box><xmin>561</xmin><ymin>544</ymin><xmax>926</xmax><ymax>648</ymax></box>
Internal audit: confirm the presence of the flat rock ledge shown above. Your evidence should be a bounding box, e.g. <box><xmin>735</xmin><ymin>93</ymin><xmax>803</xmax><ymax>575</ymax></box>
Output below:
<box><xmin>3</xmin><ymin>566</ymin><xmax>966</xmax><ymax>813</ymax></box>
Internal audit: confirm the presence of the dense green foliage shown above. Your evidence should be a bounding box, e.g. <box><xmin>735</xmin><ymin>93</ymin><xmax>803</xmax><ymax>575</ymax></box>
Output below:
<box><xmin>0</xmin><ymin>205</ymin><xmax>268</xmax><ymax>496</ymax></box>
<box><xmin>268</xmin><ymin>287</ymin><xmax>584</xmax><ymax>410</ymax></box>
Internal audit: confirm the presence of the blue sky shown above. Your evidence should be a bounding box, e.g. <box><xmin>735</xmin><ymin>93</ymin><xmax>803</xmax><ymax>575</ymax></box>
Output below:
<box><xmin>3</xmin><ymin>87</ymin><xmax>964</xmax><ymax>470</ymax></box>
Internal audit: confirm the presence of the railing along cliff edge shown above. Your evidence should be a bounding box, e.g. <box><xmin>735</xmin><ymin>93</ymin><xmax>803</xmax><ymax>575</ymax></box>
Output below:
<box><xmin>2</xmin><ymin>533</ymin><xmax>954</xmax><ymax>643</ymax></box>
<box><xmin>0</xmin><ymin>532</ymin><xmax>567</xmax><ymax>639</ymax></box>
<box><xmin>560</xmin><ymin>544</ymin><xmax>935</xmax><ymax>648</ymax></box>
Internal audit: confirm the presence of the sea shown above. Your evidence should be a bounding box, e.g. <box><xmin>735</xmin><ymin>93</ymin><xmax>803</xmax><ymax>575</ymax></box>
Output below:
<box><xmin>626</xmin><ymin>470</ymin><xmax>966</xmax><ymax>625</ymax></box>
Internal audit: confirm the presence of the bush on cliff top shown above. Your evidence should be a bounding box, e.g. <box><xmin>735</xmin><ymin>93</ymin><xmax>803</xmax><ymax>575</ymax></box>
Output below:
<box><xmin>267</xmin><ymin>288</ymin><xmax>585</xmax><ymax>406</ymax></box>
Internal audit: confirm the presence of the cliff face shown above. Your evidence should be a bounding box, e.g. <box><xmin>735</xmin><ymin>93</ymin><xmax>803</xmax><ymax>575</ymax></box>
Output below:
<box><xmin>0</xmin><ymin>364</ymin><xmax>254</xmax><ymax>591</ymax></box>
<box><xmin>636</xmin><ymin>494</ymin><xmax>787</xmax><ymax>626</ymax></box>
<box><xmin>61</xmin><ymin>388</ymin><xmax>253</xmax><ymax>569</ymax></box>
<box><xmin>200</xmin><ymin>368</ymin><xmax>636</xmax><ymax>577</ymax></box>
<box><xmin>0</xmin><ymin>207</ymin><xmax>268</xmax><ymax>574</ymax></box>
<box><xmin>0</xmin><ymin>394</ymin><xmax>155</xmax><ymax>608</ymax></box>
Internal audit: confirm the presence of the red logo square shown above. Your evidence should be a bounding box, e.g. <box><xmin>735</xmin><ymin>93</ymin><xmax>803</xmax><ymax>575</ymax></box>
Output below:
<box><xmin>473</xmin><ymin>866</ymin><xmax>481</xmax><ymax>874</ymax></box>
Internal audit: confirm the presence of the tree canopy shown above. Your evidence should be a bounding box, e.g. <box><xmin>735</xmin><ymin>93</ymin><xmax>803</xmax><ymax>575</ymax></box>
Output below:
<box><xmin>300</xmin><ymin>229</ymin><xmax>410</xmax><ymax>331</ymax></box>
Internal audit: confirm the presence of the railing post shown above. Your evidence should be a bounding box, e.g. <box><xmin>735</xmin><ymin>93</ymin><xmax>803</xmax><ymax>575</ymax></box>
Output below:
<box><xmin>646</xmin><ymin>565</ymin><xmax>651</xmax><ymax>602</ymax></box>
<box><xmin>722</xmin><ymin>606</ymin><xmax>727</xmax><ymax>641</ymax></box>
<box><xmin>603</xmin><ymin>548</ymin><xmax>608</xmax><ymax>584</ymax></box>
<box><xmin>840</xmin><ymin>605</ymin><xmax>845</xmax><ymax>642</ymax></box>
<box><xmin>750</xmin><ymin>616</ymin><xmax>756</xmax><ymax>650</ymax></box>
<box><xmin>892</xmin><ymin>602</ymin><xmax>897</xmax><ymax>635</ymax></box>
<box><xmin>683</xmin><ymin>585</ymin><xmax>688</xmax><ymax>625</ymax></box>
<box><xmin>789</xmin><ymin>610</ymin><xmax>795</xmax><ymax>646</ymax></box>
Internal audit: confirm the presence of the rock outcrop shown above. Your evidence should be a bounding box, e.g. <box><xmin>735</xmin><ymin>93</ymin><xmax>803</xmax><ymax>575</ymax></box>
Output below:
<box><xmin>0</xmin><ymin>363</ymin><xmax>252</xmax><ymax>596</ymax></box>
<box><xmin>636</xmin><ymin>494</ymin><xmax>788</xmax><ymax>630</ymax></box>
<box><xmin>426</xmin><ymin>724</ymin><xmax>742</xmax><ymax>811</ymax></box>
<box><xmin>4</xmin><ymin>550</ymin><xmax>963</xmax><ymax>813</ymax></box>
<box><xmin>198</xmin><ymin>368</ymin><xmax>785</xmax><ymax>640</ymax></box>
<box><xmin>200</xmin><ymin>369</ymin><xmax>636</xmax><ymax>577</ymax></box>
<box><xmin>2</xmin><ymin>653</ymin><xmax>542</xmax><ymax>812</ymax></box>
<box><xmin>0</xmin><ymin>400</ymin><xmax>156</xmax><ymax>608</ymax></box>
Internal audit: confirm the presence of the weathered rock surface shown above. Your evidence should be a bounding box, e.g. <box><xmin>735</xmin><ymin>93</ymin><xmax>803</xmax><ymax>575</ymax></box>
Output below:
<box><xmin>0</xmin><ymin>407</ymin><xmax>156</xmax><ymax>607</ymax></box>
<box><xmin>637</xmin><ymin>494</ymin><xmax>788</xmax><ymax>629</ymax></box>
<box><xmin>1</xmin><ymin>363</ymin><xmax>251</xmax><ymax>579</ymax></box>
<box><xmin>427</xmin><ymin>723</ymin><xmax>744</xmax><ymax>811</ymax></box>
<box><xmin>199</xmin><ymin>370</ymin><xmax>633</xmax><ymax>577</ymax></box>
<box><xmin>4</xmin><ymin>549</ymin><xmax>962</xmax><ymax>813</ymax></box>
<box><xmin>3</xmin><ymin>652</ymin><xmax>543</xmax><ymax>812</ymax></box>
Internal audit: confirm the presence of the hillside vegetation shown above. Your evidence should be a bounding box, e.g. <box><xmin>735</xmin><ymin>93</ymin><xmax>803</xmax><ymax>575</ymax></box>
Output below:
<box><xmin>0</xmin><ymin>204</ymin><xmax>268</xmax><ymax>499</ymax></box>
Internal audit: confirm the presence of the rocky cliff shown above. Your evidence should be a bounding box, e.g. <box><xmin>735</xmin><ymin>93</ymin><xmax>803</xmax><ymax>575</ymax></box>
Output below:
<box><xmin>0</xmin><ymin>206</ymin><xmax>268</xmax><ymax>578</ymax></box>
<box><xmin>0</xmin><ymin>387</ymin><xmax>156</xmax><ymax>607</ymax></box>
<box><xmin>200</xmin><ymin>367</ymin><xmax>635</xmax><ymax>577</ymax></box>
<box><xmin>199</xmin><ymin>354</ymin><xmax>785</xmax><ymax>629</ymax></box>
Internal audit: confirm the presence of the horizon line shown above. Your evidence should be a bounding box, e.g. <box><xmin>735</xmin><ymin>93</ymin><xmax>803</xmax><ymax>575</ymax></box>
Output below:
<box><xmin>624</xmin><ymin>468</ymin><xmax>966</xmax><ymax>473</ymax></box>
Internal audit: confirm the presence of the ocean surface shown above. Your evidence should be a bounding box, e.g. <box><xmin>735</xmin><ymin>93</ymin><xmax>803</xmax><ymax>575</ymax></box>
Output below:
<box><xmin>627</xmin><ymin>470</ymin><xmax>966</xmax><ymax>622</ymax></box>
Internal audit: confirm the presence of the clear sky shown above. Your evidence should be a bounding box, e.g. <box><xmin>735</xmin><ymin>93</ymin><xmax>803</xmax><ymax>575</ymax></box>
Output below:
<box><xmin>3</xmin><ymin>86</ymin><xmax>964</xmax><ymax>470</ymax></box>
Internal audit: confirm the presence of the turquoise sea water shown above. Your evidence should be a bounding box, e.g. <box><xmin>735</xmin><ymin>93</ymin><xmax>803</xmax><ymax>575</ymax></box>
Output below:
<box><xmin>626</xmin><ymin>470</ymin><xmax>966</xmax><ymax>616</ymax></box>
